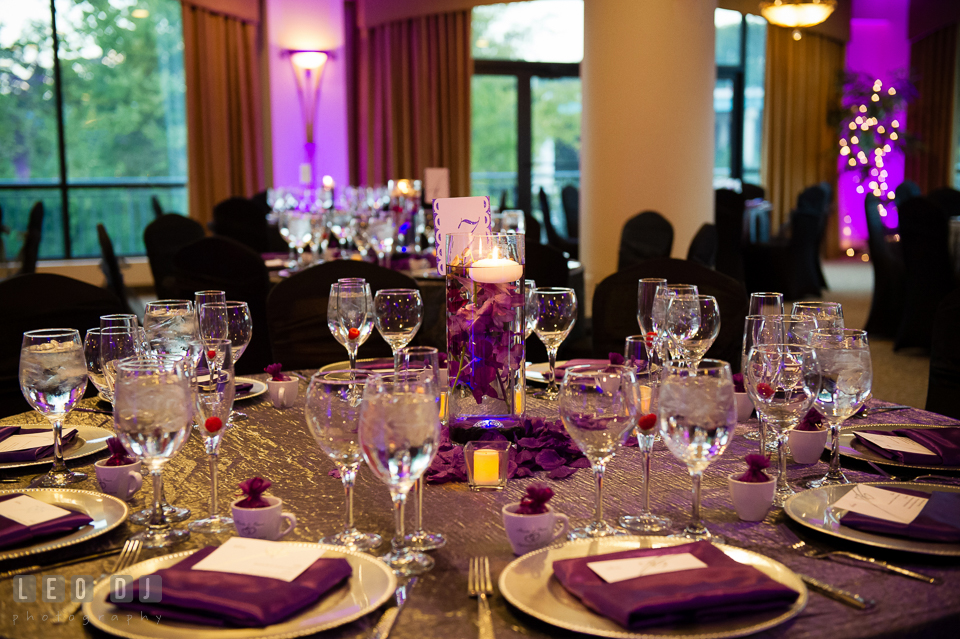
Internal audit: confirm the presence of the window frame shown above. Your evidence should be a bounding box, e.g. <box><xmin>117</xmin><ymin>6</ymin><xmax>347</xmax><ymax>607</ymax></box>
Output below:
<box><xmin>716</xmin><ymin>12</ymin><xmax>751</xmax><ymax>183</ymax></box>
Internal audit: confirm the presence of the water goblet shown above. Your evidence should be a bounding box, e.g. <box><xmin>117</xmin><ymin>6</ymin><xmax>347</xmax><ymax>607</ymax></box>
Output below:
<box><xmin>189</xmin><ymin>340</ymin><xmax>236</xmax><ymax>534</ymax></box>
<box><xmin>748</xmin><ymin>292</ymin><xmax>784</xmax><ymax>316</ymax></box>
<box><xmin>194</xmin><ymin>290</ymin><xmax>226</xmax><ymax>312</ymax></box>
<box><xmin>304</xmin><ymin>370</ymin><xmax>383</xmax><ymax>550</ymax></box>
<box><xmin>359</xmin><ymin>372</ymin><xmax>441</xmax><ymax>575</ymax></box>
<box><xmin>328</xmin><ymin>281</ymin><xmax>374</xmax><ymax>369</ymax></box>
<box><xmin>637</xmin><ymin>278</ymin><xmax>667</xmax><ymax>367</ymax></box>
<box><xmin>144</xmin><ymin>300</ymin><xmax>196</xmax><ymax>357</ymax></box>
<box><xmin>374</xmin><ymin>289</ymin><xmax>423</xmax><ymax>370</ymax></box>
<box><xmin>523</xmin><ymin>279</ymin><xmax>537</xmax><ymax>339</ymax></box>
<box><xmin>100</xmin><ymin>326</ymin><xmax>142</xmax><ymax>401</ymax></box>
<box><xmin>19</xmin><ymin>329</ymin><xmax>88</xmax><ymax>486</ymax></box>
<box><xmin>398</xmin><ymin>346</ymin><xmax>446</xmax><ymax>551</ymax></box>
<box><xmin>222</xmin><ymin>302</ymin><xmax>253</xmax><ymax>365</ymax></box>
<box><xmin>652</xmin><ymin>284</ymin><xmax>698</xmax><ymax>361</ymax></box>
<box><xmin>792</xmin><ymin>301</ymin><xmax>844</xmax><ymax>329</ymax></box>
<box><xmin>659</xmin><ymin>359</ymin><xmax>736</xmax><ymax>541</ymax></box>
<box><xmin>113</xmin><ymin>357</ymin><xmax>193</xmax><ymax>547</ymax></box>
<box><xmin>666</xmin><ymin>294</ymin><xmax>720</xmax><ymax>367</ymax></box>
<box><xmin>619</xmin><ymin>362</ymin><xmax>671</xmax><ymax>533</ymax></box>
<box><xmin>560</xmin><ymin>364</ymin><xmax>640</xmax><ymax>538</ymax></box>
<box><xmin>807</xmin><ymin>328</ymin><xmax>872</xmax><ymax>488</ymax></box>
<box><xmin>533</xmin><ymin>287</ymin><xmax>578</xmax><ymax>401</ymax></box>
<box><xmin>83</xmin><ymin>328</ymin><xmax>111</xmax><ymax>402</ymax></box>
<box><xmin>745</xmin><ymin>344</ymin><xmax>820</xmax><ymax>505</ymax></box>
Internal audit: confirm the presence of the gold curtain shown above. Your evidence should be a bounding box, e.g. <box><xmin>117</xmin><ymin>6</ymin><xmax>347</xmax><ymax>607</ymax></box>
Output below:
<box><xmin>761</xmin><ymin>27</ymin><xmax>844</xmax><ymax>229</ymax></box>
<box><xmin>905</xmin><ymin>23</ymin><xmax>960</xmax><ymax>193</ymax></box>
<box><xmin>351</xmin><ymin>10</ymin><xmax>471</xmax><ymax>195</ymax></box>
<box><xmin>182</xmin><ymin>4</ymin><xmax>264</xmax><ymax>227</ymax></box>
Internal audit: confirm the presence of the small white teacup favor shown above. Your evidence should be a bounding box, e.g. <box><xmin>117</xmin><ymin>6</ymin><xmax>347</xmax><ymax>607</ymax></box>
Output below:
<box><xmin>788</xmin><ymin>427</ymin><xmax>829</xmax><ymax>464</ymax></box>
<box><xmin>502</xmin><ymin>503</ymin><xmax>570</xmax><ymax>555</ymax></box>
<box><xmin>232</xmin><ymin>496</ymin><xmax>297</xmax><ymax>540</ymax></box>
<box><xmin>95</xmin><ymin>459</ymin><xmax>143</xmax><ymax>500</ymax></box>
<box><xmin>267</xmin><ymin>378</ymin><xmax>299</xmax><ymax>409</ymax></box>
<box><xmin>734</xmin><ymin>392</ymin><xmax>754</xmax><ymax>423</ymax></box>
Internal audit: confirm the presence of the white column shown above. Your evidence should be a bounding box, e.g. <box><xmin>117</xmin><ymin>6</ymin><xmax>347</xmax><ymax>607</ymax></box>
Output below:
<box><xmin>581</xmin><ymin>0</ymin><xmax>716</xmax><ymax>304</ymax></box>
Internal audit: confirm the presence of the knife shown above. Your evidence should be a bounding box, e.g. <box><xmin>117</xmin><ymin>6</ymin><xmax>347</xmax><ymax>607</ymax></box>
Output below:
<box><xmin>370</xmin><ymin>576</ymin><xmax>417</xmax><ymax>639</ymax></box>
<box><xmin>797</xmin><ymin>573</ymin><xmax>874</xmax><ymax>610</ymax></box>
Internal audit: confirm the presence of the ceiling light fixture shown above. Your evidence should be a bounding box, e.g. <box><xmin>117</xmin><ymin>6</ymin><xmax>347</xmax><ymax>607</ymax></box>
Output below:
<box><xmin>759</xmin><ymin>0</ymin><xmax>836</xmax><ymax>29</ymax></box>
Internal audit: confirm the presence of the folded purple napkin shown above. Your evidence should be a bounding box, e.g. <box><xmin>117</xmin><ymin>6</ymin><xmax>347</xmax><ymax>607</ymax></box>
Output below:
<box><xmin>853</xmin><ymin>428</ymin><xmax>960</xmax><ymax>466</ymax></box>
<box><xmin>109</xmin><ymin>546</ymin><xmax>353</xmax><ymax>627</ymax></box>
<box><xmin>235</xmin><ymin>382</ymin><xmax>254</xmax><ymax>395</ymax></box>
<box><xmin>0</xmin><ymin>493</ymin><xmax>93</xmax><ymax>549</ymax></box>
<box><xmin>552</xmin><ymin>541</ymin><xmax>799</xmax><ymax>630</ymax></box>
<box><xmin>840</xmin><ymin>487</ymin><xmax>960</xmax><ymax>543</ymax></box>
<box><xmin>0</xmin><ymin>427</ymin><xmax>79</xmax><ymax>463</ymax></box>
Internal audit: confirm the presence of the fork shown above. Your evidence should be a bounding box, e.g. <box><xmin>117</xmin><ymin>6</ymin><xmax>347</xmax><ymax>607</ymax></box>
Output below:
<box><xmin>52</xmin><ymin>538</ymin><xmax>143</xmax><ymax>622</ymax></box>
<box><xmin>468</xmin><ymin>556</ymin><xmax>495</xmax><ymax>639</ymax></box>
<box><xmin>780</xmin><ymin>525</ymin><xmax>939</xmax><ymax>584</ymax></box>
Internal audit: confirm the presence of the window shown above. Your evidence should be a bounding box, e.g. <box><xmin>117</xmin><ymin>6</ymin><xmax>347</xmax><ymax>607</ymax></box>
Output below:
<box><xmin>714</xmin><ymin>8</ymin><xmax>767</xmax><ymax>188</ymax></box>
<box><xmin>0</xmin><ymin>0</ymin><xmax>187</xmax><ymax>260</ymax></box>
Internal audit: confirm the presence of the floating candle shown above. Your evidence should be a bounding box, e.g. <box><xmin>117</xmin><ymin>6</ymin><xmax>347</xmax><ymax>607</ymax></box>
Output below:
<box><xmin>472</xmin><ymin>449</ymin><xmax>501</xmax><ymax>485</ymax></box>
<box><xmin>468</xmin><ymin>257</ymin><xmax>523</xmax><ymax>284</ymax></box>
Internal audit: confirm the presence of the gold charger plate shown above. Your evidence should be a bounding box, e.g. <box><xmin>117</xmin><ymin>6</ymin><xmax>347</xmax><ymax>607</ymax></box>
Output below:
<box><xmin>83</xmin><ymin>542</ymin><xmax>397</xmax><ymax>639</ymax></box>
<box><xmin>0</xmin><ymin>488</ymin><xmax>128</xmax><ymax>562</ymax></box>
<box><xmin>837</xmin><ymin>423</ymin><xmax>960</xmax><ymax>472</ymax></box>
<box><xmin>233</xmin><ymin>376</ymin><xmax>267</xmax><ymax>401</ymax></box>
<box><xmin>318</xmin><ymin>358</ymin><xmax>394</xmax><ymax>374</ymax></box>
<box><xmin>783</xmin><ymin>481</ymin><xmax>960</xmax><ymax>556</ymax></box>
<box><xmin>498</xmin><ymin>536</ymin><xmax>807</xmax><ymax>639</ymax></box>
<box><xmin>525</xmin><ymin>360</ymin><xmax>568</xmax><ymax>384</ymax></box>
<box><xmin>0</xmin><ymin>424</ymin><xmax>113</xmax><ymax>471</ymax></box>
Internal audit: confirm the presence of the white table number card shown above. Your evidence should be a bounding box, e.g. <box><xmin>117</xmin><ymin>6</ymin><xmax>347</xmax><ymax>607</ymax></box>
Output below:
<box><xmin>433</xmin><ymin>196</ymin><xmax>492</xmax><ymax>275</ymax></box>
<box><xmin>191</xmin><ymin>537</ymin><xmax>324</xmax><ymax>582</ymax></box>
<box><xmin>0</xmin><ymin>495</ymin><xmax>73</xmax><ymax>526</ymax></box>
<box><xmin>587</xmin><ymin>553</ymin><xmax>708</xmax><ymax>584</ymax></box>
<box><xmin>831</xmin><ymin>484</ymin><xmax>929</xmax><ymax>525</ymax></box>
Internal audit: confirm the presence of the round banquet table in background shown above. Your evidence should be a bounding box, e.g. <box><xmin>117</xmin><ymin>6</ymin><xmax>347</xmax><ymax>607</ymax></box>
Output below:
<box><xmin>1</xmin><ymin>374</ymin><xmax>959</xmax><ymax>639</ymax></box>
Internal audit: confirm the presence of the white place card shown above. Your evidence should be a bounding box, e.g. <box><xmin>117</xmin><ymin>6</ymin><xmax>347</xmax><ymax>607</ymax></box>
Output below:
<box><xmin>587</xmin><ymin>552</ymin><xmax>708</xmax><ymax>584</ymax></box>
<box><xmin>0</xmin><ymin>429</ymin><xmax>75</xmax><ymax>453</ymax></box>
<box><xmin>832</xmin><ymin>484</ymin><xmax>929</xmax><ymax>525</ymax></box>
<box><xmin>857</xmin><ymin>432</ymin><xmax>936</xmax><ymax>456</ymax></box>
<box><xmin>0</xmin><ymin>495</ymin><xmax>73</xmax><ymax>526</ymax></box>
<box><xmin>432</xmin><ymin>196</ymin><xmax>492</xmax><ymax>275</ymax></box>
<box><xmin>191</xmin><ymin>537</ymin><xmax>324</xmax><ymax>583</ymax></box>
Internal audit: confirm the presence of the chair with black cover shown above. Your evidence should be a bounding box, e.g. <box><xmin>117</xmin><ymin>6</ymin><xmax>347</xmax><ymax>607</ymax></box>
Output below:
<box><xmin>741</xmin><ymin>183</ymin><xmax>765</xmax><ymax>201</ymax></box>
<box><xmin>0</xmin><ymin>273</ymin><xmax>125</xmax><ymax>417</ymax></box>
<box><xmin>144</xmin><ymin>214</ymin><xmax>207</xmax><ymax>300</ymax></box>
<box><xmin>863</xmin><ymin>195</ymin><xmax>906</xmax><ymax>338</ymax></box>
<box><xmin>686</xmin><ymin>224</ymin><xmax>718</xmax><ymax>268</ymax></box>
<box><xmin>96</xmin><ymin>224</ymin><xmax>135</xmax><ymax>315</ymax></box>
<box><xmin>929</xmin><ymin>187</ymin><xmax>960</xmax><ymax>219</ymax></box>
<box><xmin>210</xmin><ymin>197</ymin><xmax>270</xmax><ymax>253</ymax></box>
<box><xmin>895</xmin><ymin>197</ymin><xmax>956</xmax><ymax>351</ymax></box>
<box><xmin>172</xmin><ymin>236</ymin><xmax>273</xmax><ymax>374</ymax></box>
<box><xmin>592</xmin><ymin>258</ymin><xmax>748</xmax><ymax>370</ymax></box>
<box><xmin>150</xmin><ymin>196</ymin><xmax>164</xmax><ymax>220</ymax></box>
<box><xmin>266</xmin><ymin>261</ymin><xmax>421</xmax><ymax>370</ymax></box>
<box><xmin>925</xmin><ymin>287</ymin><xmax>960</xmax><ymax>419</ymax></box>
<box><xmin>18</xmin><ymin>201</ymin><xmax>44</xmax><ymax>275</ymax></box>
<box><xmin>524</xmin><ymin>242</ymin><xmax>570</xmax><ymax>288</ymax></box>
<box><xmin>561</xmin><ymin>185</ymin><xmax>579</xmax><ymax>239</ymax></box>
<box><xmin>617</xmin><ymin>211</ymin><xmax>673</xmax><ymax>271</ymax></box>
<box><xmin>714</xmin><ymin>189</ymin><xmax>746</xmax><ymax>282</ymax></box>
<box><xmin>524</xmin><ymin>211</ymin><xmax>541</xmax><ymax>244</ymax></box>
<box><xmin>538</xmin><ymin>188</ymin><xmax>578</xmax><ymax>258</ymax></box>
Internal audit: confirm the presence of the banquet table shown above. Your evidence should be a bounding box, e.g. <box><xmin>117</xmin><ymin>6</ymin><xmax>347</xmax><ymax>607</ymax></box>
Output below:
<box><xmin>2</xmin><ymin>377</ymin><xmax>960</xmax><ymax>639</ymax></box>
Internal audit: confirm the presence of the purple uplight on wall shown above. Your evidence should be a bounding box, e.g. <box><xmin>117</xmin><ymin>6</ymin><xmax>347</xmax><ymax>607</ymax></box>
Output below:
<box><xmin>839</xmin><ymin>0</ymin><xmax>910</xmax><ymax>250</ymax></box>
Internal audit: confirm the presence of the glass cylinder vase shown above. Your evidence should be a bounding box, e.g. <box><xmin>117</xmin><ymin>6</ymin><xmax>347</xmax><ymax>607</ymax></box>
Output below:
<box><xmin>445</xmin><ymin>233</ymin><xmax>526</xmax><ymax>443</ymax></box>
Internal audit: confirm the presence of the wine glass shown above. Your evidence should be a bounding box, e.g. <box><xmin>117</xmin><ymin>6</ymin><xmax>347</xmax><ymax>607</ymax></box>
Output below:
<box><xmin>198</xmin><ymin>302</ymin><xmax>229</xmax><ymax>347</ymax></box>
<box><xmin>195</xmin><ymin>290</ymin><xmax>226</xmax><ymax>312</ymax></box>
<box><xmin>204</xmin><ymin>301</ymin><xmax>252</xmax><ymax>420</ymax></box>
<box><xmin>374</xmin><ymin>289</ymin><xmax>423</xmax><ymax>370</ymax></box>
<box><xmin>523</xmin><ymin>279</ymin><xmax>537</xmax><ymax>339</ymax></box>
<box><xmin>745</xmin><ymin>344</ymin><xmax>820</xmax><ymax>505</ymax></box>
<box><xmin>328</xmin><ymin>281</ymin><xmax>374</xmax><ymax>368</ymax></box>
<box><xmin>100</xmin><ymin>314</ymin><xmax>146</xmax><ymax>353</ymax></box>
<box><xmin>659</xmin><ymin>359</ymin><xmax>736</xmax><ymax>540</ymax></box>
<box><xmin>666</xmin><ymin>295</ymin><xmax>720</xmax><ymax>367</ymax></box>
<box><xmin>560</xmin><ymin>364</ymin><xmax>640</xmax><ymax>538</ymax></box>
<box><xmin>637</xmin><ymin>278</ymin><xmax>666</xmax><ymax>367</ymax></box>
<box><xmin>748</xmin><ymin>292</ymin><xmax>784</xmax><ymax>316</ymax></box>
<box><xmin>398</xmin><ymin>346</ymin><xmax>446</xmax><ymax>551</ymax></box>
<box><xmin>652</xmin><ymin>284</ymin><xmax>698</xmax><ymax>361</ymax></box>
<box><xmin>279</xmin><ymin>210</ymin><xmax>313</xmax><ymax>270</ymax></box>
<box><xmin>100</xmin><ymin>326</ymin><xmax>142</xmax><ymax>402</ymax></box>
<box><xmin>619</xmin><ymin>359</ymin><xmax>671</xmax><ymax>533</ymax></box>
<box><xmin>305</xmin><ymin>370</ymin><xmax>383</xmax><ymax>550</ymax></box>
<box><xmin>807</xmin><ymin>328</ymin><xmax>872</xmax><ymax>488</ymax></box>
<box><xmin>533</xmin><ymin>287</ymin><xmax>578</xmax><ymax>401</ymax></box>
<box><xmin>144</xmin><ymin>300</ymin><xmax>196</xmax><ymax>357</ymax></box>
<box><xmin>359</xmin><ymin>371</ymin><xmax>441</xmax><ymax>575</ymax></box>
<box><xmin>791</xmin><ymin>301</ymin><xmax>844</xmax><ymax>329</ymax></box>
<box><xmin>19</xmin><ymin>329</ymin><xmax>88</xmax><ymax>486</ymax></box>
<box><xmin>83</xmin><ymin>329</ymin><xmax>111</xmax><ymax>402</ymax></box>
<box><xmin>113</xmin><ymin>356</ymin><xmax>193</xmax><ymax>547</ymax></box>
<box><xmin>189</xmin><ymin>340</ymin><xmax>236</xmax><ymax>534</ymax></box>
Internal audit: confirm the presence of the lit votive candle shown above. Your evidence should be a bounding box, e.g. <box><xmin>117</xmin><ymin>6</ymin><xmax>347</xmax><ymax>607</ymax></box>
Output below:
<box><xmin>468</xmin><ymin>258</ymin><xmax>523</xmax><ymax>284</ymax></box>
<box><xmin>639</xmin><ymin>385</ymin><xmax>652</xmax><ymax>414</ymax></box>
<box><xmin>473</xmin><ymin>449</ymin><xmax>501</xmax><ymax>485</ymax></box>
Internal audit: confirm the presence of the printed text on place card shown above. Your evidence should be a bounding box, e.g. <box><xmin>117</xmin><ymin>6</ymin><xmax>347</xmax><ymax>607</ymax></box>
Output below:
<box><xmin>857</xmin><ymin>432</ymin><xmax>936</xmax><ymax>456</ymax></box>
<box><xmin>191</xmin><ymin>537</ymin><xmax>324</xmax><ymax>582</ymax></box>
<box><xmin>0</xmin><ymin>495</ymin><xmax>73</xmax><ymax>526</ymax></box>
<box><xmin>832</xmin><ymin>485</ymin><xmax>929</xmax><ymax>524</ymax></box>
<box><xmin>587</xmin><ymin>553</ymin><xmax>708</xmax><ymax>584</ymax></box>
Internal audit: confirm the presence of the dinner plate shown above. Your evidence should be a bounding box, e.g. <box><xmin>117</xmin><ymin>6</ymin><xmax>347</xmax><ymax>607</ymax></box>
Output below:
<box><xmin>498</xmin><ymin>536</ymin><xmax>807</xmax><ymax>638</ymax></box>
<box><xmin>318</xmin><ymin>358</ymin><xmax>395</xmax><ymax>374</ymax></box>
<box><xmin>83</xmin><ymin>543</ymin><xmax>397</xmax><ymax>639</ymax></box>
<box><xmin>0</xmin><ymin>488</ymin><xmax>128</xmax><ymax>562</ymax></box>
<box><xmin>0</xmin><ymin>425</ymin><xmax>113</xmax><ymax>471</ymax></box>
<box><xmin>104</xmin><ymin>378</ymin><xmax>267</xmax><ymax>403</ymax></box>
<box><xmin>783</xmin><ymin>481</ymin><xmax>960</xmax><ymax>556</ymax></box>
<box><xmin>525</xmin><ymin>360</ymin><xmax>568</xmax><ymax>384</ymax></box>
<box><xmin>836</xmin><ymin>423</ymin><xmax>960</xmax><ymax>472</ymax></box>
